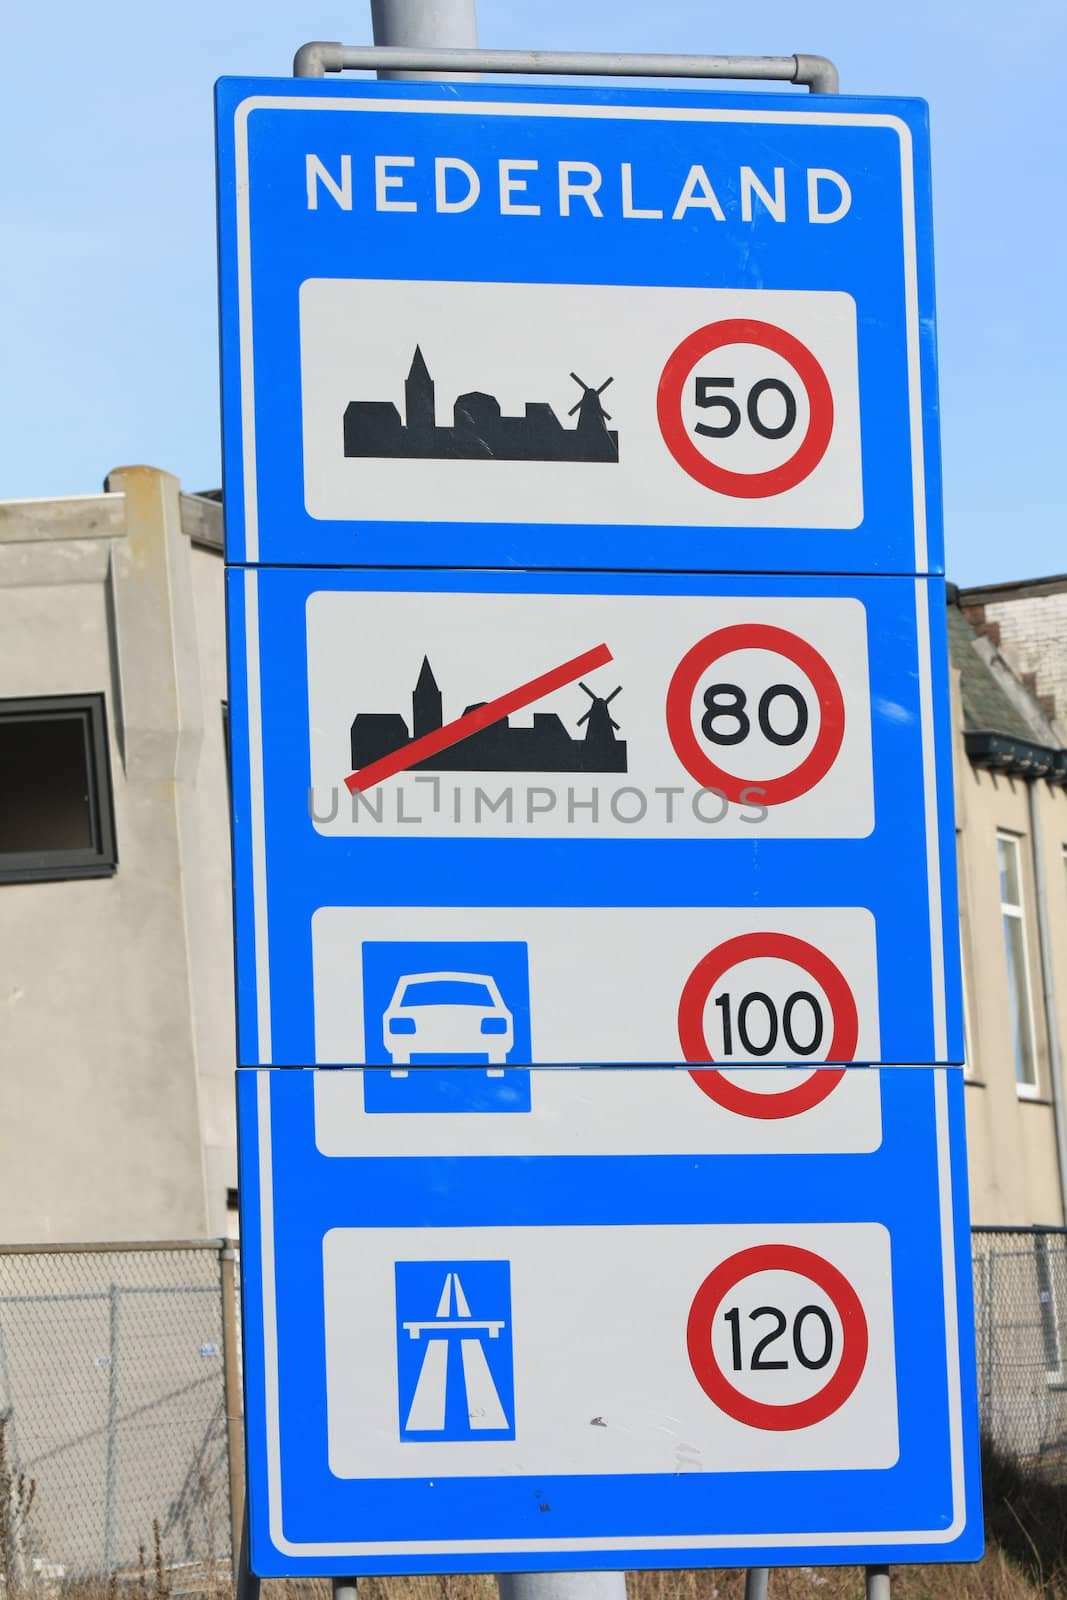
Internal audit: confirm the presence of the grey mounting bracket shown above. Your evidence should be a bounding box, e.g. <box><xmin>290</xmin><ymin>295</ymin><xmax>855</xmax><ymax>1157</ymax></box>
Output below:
<box><xmin>292</xmin><ymin>43</ymin><xmax>839</xmax><ymax>94</ymax></box>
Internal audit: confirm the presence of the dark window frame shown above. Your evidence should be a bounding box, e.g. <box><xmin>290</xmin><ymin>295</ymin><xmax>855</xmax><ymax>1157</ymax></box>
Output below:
<box><xmin>0</xmin><ymin>693</ymin><xmax>117</xmax><ymax>884</ymax></box>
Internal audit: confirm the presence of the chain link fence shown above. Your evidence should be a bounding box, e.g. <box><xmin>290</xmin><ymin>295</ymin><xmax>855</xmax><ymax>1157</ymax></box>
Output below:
<box><xmin>0</xmin><ymin>1242</ymin><xmax>240</xmax><ymax>1592</ymax></box>
<box><xmin>0</xmin><ymin>1229</ymin><xmax>1063</xmax><ymax>1587</ymax></box>
<box><xmin>972</xmin><ymin>1225</ymin><xmax>1067</xmax><ymax>1479</ymax></box>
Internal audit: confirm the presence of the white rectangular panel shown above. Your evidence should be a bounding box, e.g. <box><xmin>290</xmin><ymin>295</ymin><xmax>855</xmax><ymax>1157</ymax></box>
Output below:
<box><xmin>322</xmin><ymin>1222</ymin><xmax>897</xmax><ymax>1479</ymax></box>
<box><xmin>307</xmin><ymin>590</ymin><xmax>873</xmax><ymax>840</ymax></box>
<box><xmin>301</xmin><ymin>281</ymin><xmax>862</xmax><ymax>530</ymax></box>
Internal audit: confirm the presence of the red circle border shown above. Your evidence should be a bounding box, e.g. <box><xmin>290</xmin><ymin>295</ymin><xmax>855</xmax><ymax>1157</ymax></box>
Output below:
<box><xmin>656</xmin><ymin>319</ymin><xmax>835</xmax><ymax>499</ymax></box>
<box><xmin>686</xmin><ymin>1243</ymin><xmax>869</xmax><ymax>1431</ymax></box>
<box><xmin>689</xmin><ymin>1067</ymin><xmax>845</xmax><ymax>1120</ymax></box>
<box><xmin>679</xmin><ymin>932</ymin><xmax>858</xmax><ymax>1119</ymax></box>
<box><xmin>665</xmin><ymin>623</ymin><xmax>846</xmax><ymax>805</ymax></box>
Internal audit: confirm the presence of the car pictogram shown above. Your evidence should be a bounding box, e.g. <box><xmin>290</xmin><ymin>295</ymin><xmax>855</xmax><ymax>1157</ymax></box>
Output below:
<box><xmin>383</xmin><ymin>971</ymin><xmax>515</xmax><ymax>1067</ymax></box>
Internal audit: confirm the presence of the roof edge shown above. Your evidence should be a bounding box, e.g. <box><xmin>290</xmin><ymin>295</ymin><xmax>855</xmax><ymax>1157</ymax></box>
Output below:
<box><xmin>964</xmin><ymin>730</ymin><xmax>1067</xmax><ymax>783</ymax></box>
<box><xmin>958</xmin><ymin>573</ymin><xmax>1067</xmax><ymax>605</ymax></box>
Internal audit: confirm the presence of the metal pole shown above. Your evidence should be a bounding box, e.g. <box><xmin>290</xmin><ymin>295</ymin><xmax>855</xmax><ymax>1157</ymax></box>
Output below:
<box><xmin>370</xmin><ymin>0</ymin><xmax>477</xmax><ymax>78</ymax></box>
<box><xmin>235</xmin><ymin>1503</ymin><xmax>261</xmax><ymax>1600</ymax></box>
<box><xmin>744</xmin><ymin>1569</ymin><xmax>769</xmax><ymax>1600</ymax></box>
<box><xmin>219</xmin><ymin>1244</ymin><xmax>245</xmax><ymax>1577</ymax></box>
<box><xmin>499</xmin><ymin>1578</ymin><xmax>627</xmax><ymax>1600</ymax></box>
<box><xmin>292</xmin><ymin>43</ymin><xmax>838</xmax><ymax>93</ymax></box>
<box><xmin>333</xmin><ymin>1582</ymin><xmax>358</xmax><ymax>1600</ymax></box>
<box><xmin>103</xmin><ymin>1284</ymin><xmax>121</xmax><ymax>1574</ymax></box>
<box><xmin>866</xmin><ymin>1566</ymin><xmax>890</xmax><ymax>1600</ymax></box>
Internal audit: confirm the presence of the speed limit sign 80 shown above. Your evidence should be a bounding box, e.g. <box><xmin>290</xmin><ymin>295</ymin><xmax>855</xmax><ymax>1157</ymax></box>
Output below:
<box><xmin>666</xmin><ymin>622</ymin><xmax>846</xmax><ymax>806</ymax></box>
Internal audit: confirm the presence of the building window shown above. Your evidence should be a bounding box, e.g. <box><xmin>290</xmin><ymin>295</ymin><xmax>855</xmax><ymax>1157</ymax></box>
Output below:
<box><xmin>997</xmin><ymin>832</ymin><xmax>1038</xmax><ymax>1094</ymax></box>
<box><xmin>0</xmin><ymin>694</ymin><xmax>117</xmax><ymax>884</ymax></box>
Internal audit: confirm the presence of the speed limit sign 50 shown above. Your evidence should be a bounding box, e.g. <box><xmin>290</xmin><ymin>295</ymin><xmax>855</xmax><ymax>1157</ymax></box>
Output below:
<box><xmin>645</xmin><ymin>289</ymin><xmax>864</xmax><ymax>531</ymax></box>
<box><xmin>657</xmin><ymin>319</ymin><xmax>836</xmax><ymax>500</ymax></box>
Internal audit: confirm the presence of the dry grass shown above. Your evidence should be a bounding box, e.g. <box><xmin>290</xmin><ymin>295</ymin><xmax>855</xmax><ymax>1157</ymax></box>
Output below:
<box><xmin>54</xmin><ymin>1548</ymin><xmax>1067</xmax><ymax>1600</ymax></box>
<box><xmin>254</xmin><ymin>1555</ymin><xmax>1066</xmax><ymax>1600</ymax></box>
<box><xmin>38</xmin><ymin>1440</ymin><xmax>1067</xmax><ymax>1600</ymax></box>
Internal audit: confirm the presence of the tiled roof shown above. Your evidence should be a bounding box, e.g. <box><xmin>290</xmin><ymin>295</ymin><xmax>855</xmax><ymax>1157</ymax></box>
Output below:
<box><xmin>946</xmin><ymin>603</ymin><xmax>1046</xmax><ymax>743</ymax></box>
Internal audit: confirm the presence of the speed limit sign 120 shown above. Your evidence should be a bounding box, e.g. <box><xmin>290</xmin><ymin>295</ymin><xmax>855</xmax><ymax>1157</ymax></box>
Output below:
<box><xmin>684</xmin><ymin>1225</ymin><xmax>897</xmax><ymax>1465</ymax></box>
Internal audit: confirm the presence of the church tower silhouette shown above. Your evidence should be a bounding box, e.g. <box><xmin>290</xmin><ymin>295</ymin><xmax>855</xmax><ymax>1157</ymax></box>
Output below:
<box><xmin>412</xmin><ymin>656</ymin><xmax>443</xmax><ymax>738</ymax></box>
<box><xmin>405</xmin><ymin>346</ymin><xmax>436</xmax><ymax>436</ymax></box>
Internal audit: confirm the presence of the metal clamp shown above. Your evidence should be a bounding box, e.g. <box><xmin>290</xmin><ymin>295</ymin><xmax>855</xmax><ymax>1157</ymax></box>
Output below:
<box><xmin>293</xmin><ymin>42</ymin><xmax>839</xmax><ymax>94</ymax></box>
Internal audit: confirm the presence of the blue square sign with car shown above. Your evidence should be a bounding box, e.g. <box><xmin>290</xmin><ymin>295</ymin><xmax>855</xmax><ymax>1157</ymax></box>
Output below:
<box><xmin>360</xmin><ymin>940</ymin><xmax>532</xmax><ymax>1113</ymax></box>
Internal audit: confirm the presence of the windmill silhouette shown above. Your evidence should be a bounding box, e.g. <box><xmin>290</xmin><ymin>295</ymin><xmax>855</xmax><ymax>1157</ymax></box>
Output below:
<box><xmin>577</xmin><ymin>681</ymin><xmax>623</xmax><ymax>751</ymax></box>
<box><xmin>566</xmin><ymin>380</ymin><xmax>617</xmax><ymax>464</ymax></box>
<box><xmin>572</xmin><ymin>372</ymin><xmax>614</xmax><ymax>425</ymax></box>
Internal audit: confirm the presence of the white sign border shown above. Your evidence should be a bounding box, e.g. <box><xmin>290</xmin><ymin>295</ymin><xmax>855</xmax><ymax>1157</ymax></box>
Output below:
<box><xmin>229</xmin><ymin>87</ymin><xmax>962</xmax><ymax>1564</ymax></box>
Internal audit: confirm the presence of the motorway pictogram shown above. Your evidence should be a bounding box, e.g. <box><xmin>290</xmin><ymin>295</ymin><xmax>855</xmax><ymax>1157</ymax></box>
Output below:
<box><xmin>395</xmin><ymin>1261</ymin><xmax>516</xmax><ymax>1441</ymax></box>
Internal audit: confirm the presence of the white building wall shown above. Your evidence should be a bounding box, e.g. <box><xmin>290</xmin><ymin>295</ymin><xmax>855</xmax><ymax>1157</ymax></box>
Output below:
<box><xmin>0</xmin><ymin>469</ymin><xmax>234</xmax><ymax>1242</ymax></box>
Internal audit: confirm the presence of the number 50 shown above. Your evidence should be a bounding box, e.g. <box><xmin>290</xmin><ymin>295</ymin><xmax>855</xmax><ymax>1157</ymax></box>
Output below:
<box><xmin>694</xmin><ymin>376</ymin><xmax>798</xmax><ymax>441</ymax></box>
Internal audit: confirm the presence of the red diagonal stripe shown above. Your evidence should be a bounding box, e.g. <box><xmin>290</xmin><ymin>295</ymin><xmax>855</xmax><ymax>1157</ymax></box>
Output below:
<box><xmin>345</xmin><ymin>643</ymin><xmax>614</xmax><ymax>793</ymax></box>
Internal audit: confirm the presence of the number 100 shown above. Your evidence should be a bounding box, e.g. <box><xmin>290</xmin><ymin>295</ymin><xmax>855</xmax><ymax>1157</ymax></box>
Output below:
<box><xmin>714</xmin><ymin>990</ymin><xmax>825</xmax><ymax>1057</ymax></box>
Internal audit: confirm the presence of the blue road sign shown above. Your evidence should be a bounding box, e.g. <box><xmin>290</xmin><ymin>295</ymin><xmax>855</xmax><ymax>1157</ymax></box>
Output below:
<box><xmin>237</xmin><ymin>1064</ymin><xmax>981</xmax><ymax>1572</ymax></box>
<box><xmin>217</xmin><ymin>73</ymin><xmax>980</xmax><ymax>1580</ymax></box>
<box><xmin>216</xmin><ymin>79</ymin><xmax>942</xmax><ymax>575</ymax></box>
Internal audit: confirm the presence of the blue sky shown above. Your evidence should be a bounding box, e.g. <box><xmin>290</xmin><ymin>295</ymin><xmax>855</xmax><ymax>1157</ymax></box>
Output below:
<box><xmin>3</xmin><ymin>0</ymin><xmax>1063</xmax><ymax>584</ymax></box>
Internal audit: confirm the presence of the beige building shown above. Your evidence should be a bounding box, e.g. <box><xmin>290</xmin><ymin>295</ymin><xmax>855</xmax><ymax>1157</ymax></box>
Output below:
<box><xmin>1</xmin><ymin>464</ymin><xmax>1066</xmax><ymax>1240</ymax></box>
<box><xmin>0</xmin><ymin>468</ymin><xmax>235</xmax><ymax>1241</ymax></box>
<box><xmin>950</xmin><ymin>584</ymin><xmax>1067</xmax><ymax>1225</ymax></box>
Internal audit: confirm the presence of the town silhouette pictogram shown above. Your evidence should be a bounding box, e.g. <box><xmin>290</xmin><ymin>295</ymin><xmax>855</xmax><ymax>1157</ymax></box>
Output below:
<box><xmin>343</xmin><ymin>347</ymin><xmax>619</xmax><ymax>463</ymax></box>
<box><xmin>351</xmin><ymin>656</ymin><xmax>628</xmax><ymax>774</ymax></box>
